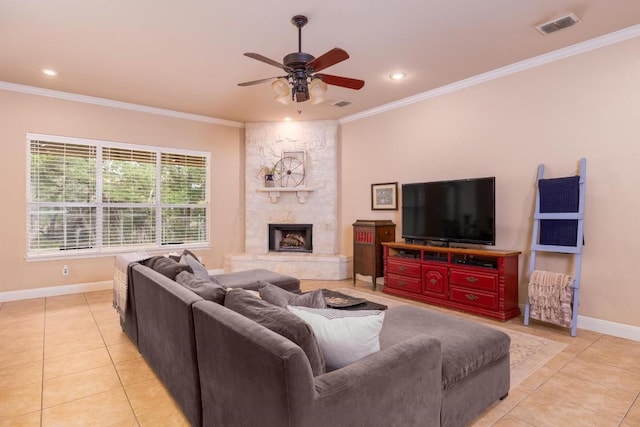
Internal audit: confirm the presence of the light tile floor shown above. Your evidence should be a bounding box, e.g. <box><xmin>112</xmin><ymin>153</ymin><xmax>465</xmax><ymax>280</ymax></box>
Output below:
<box><xmin>0</xmin><ymin>279</ymin><xmax>638</xmax><ymax>426</ymax></box>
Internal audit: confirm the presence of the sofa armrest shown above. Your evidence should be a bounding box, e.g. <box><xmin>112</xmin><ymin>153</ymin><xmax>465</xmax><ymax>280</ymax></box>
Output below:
<box><xmin>309</xmin><ymin>334</ymin><xmax>442</xmax><ymax>427</ymax></box>
<box><xmin>130</xmin><ymin>265</ymin><xmax>204</xmax><ymax>426</ymax></box>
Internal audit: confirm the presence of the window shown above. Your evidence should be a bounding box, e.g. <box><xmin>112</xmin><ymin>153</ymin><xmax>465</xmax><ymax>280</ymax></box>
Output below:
<box><xmin>27</xmin><ymin>134</ymin><xmax>209</xmax><ymax>258</ymax></box>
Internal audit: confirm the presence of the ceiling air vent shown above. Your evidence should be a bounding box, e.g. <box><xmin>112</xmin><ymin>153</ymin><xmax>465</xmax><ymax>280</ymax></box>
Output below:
<box><xmin>331</xmin><ymin>100</ymin><xmax>352</xmax><ymax>107</ymax></box>
<box><xmin>535</xmin><ymin>13</ymin><xmax>581</xmax><ymax>35</ymax></box>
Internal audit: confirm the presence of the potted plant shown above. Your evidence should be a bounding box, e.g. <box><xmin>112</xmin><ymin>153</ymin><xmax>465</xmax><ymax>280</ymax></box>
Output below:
<box><xmin>259</xmin><ymin>164</ymin><xmax>276</xmax><ymax>187</ymax></box>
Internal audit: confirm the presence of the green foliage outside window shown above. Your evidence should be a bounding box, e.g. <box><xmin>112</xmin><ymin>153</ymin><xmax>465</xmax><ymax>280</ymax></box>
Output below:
<box><xmin>28</xmin><ymin>138</ymin><xmax>209</xmax><ymax>255</ymax></box>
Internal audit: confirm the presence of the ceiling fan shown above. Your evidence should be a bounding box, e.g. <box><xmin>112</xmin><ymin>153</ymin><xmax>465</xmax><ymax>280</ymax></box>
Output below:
<box><xmin>238</xmin><ymin>15</ymin><xmax>365</xmax><ymax>103</ymax></box>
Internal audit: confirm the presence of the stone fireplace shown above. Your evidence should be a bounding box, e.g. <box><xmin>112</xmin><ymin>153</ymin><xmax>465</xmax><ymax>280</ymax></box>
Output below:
<box><xmin>269</xmin><ymin>224</ymin><xmax>312</xmax><ymax>253</ymax></box>
<box><xmin>223</xmin><ymin>120</ymin><xmax>351</xmax><ymax>279</ymax></box>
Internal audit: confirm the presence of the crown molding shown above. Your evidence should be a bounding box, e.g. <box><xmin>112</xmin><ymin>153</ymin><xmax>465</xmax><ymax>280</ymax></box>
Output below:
<box><xmin>339</xmin><ymin>24</ymin><xmax>640</xmax><ymax>125</ymax></box>
<box><xmin>0</xmin><ymin>81</ymin><xmax>244</xmax><ymax>128</ymax></box>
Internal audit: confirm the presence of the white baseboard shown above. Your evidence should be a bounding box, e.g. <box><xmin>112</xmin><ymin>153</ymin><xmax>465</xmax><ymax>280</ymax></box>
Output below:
<box><xmin>0</xmin><ymin>281</ymin><xmax>113</xmax><ymax>302</ymax></box>
<box><xmin>518</xmin><ymin>303</ymin><xmax>640</xmax><ymax>342</ymax></box>
<box><xmin>576</xmin><ymin>315</ymin><xmax>640</xmax><ymax>342</ymax></box>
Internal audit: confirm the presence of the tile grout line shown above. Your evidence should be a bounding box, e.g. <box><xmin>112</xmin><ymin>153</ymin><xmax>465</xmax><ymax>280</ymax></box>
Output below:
<box><xmin>620</xmin><ymin>392</ymin><xmax>640</xmax><ymax>424</ymax></box>
<box><xmin>38</xmin><ymin>294</ymin><xmax>137</xmax><ymax>424</ymax></box>
<box><xmin>503</xmin><ymin>334</ymin><xmax>633</xmax><ymax>426</ymax></box>
<box><xmin>40</xmin><ymin>297</ymin><xmax>48</xmax><ymax>427</ymax></box>
<box><xmin>84</xmin><ymin>291</ymin><xmax>142</xmax><ymax>426</ymax></box>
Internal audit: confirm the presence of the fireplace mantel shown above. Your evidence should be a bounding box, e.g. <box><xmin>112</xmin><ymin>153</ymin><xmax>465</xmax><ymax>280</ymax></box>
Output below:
<box><xmin>257</xmin><ymin>187</ymin><xmax>315</xmax><ymax>203</ymax></box>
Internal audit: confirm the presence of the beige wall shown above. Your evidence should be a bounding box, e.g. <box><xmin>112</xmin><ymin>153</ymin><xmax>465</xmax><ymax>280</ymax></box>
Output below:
<box><xmin>0</xmin><ymin>90</ymin><xmax>244</xmax><ymax>292</ymax></box>
<box><xmin>3</xmin><ymin>36</ymin><xmax>639</xmax><ymax>329</ymax></box>
<box><xmin>339</xmin><ymin>37</ymin><xmax>640</xmax><ymax>327</ymax></box>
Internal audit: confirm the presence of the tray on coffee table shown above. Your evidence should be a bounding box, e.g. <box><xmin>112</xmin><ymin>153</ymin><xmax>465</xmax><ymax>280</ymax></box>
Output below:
<box><xmin>321</xmin><ymin>289</ymin><xmax>387</xmax><ymax>311</ymax></box>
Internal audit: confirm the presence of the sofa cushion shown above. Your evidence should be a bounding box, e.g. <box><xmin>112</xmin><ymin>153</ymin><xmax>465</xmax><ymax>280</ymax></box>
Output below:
<box><xmin>212</xmin><ymin>269</ymin><xmax>300</xmax><ymax>293</ymax></box>
<box><xmin>176</xmin><ymin>271</ymin><xmax>226</xmax><ymax>304</ymax></box>
<box><xmin>144</xmin><ymin>256</ymin><xmax>192</xmax><ymax>280</ymax></box>
<box><xmin>258</xmin><ymin>282</ymin><xmax>326</xmax><ymax>308</ymax></box>
<box><xmin>287</xmin><ymin>306</ymin><xmax>385</xmax><ymax>371</ymax></box>
<box><xmin>181</xmin><ymin>253</ymin><xmax>210</xmax><ymax>281</ymax></box>
<box><xmin>224</xmin><ymin>289</ymin><xmax>325</xmax><ymax>376</ymax></box>
<box><xmin>379</xmin><ymin>305</ymin><xmax>511</xmax><ymax>389</ymax></box>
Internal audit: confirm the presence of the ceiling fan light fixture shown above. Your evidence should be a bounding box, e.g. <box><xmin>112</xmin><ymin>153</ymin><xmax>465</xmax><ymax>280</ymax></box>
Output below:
<box><xmin>274</xmin><ymin>95</ymin><xmax>292</xmax><ymax>105</ymax></box>
<box><xmin>309</xmin><ymin>78</ymin><xmax>327</xmax><ymax>105</ymax></box>
<box><xmin>238</xmin><ymin>15</ymin><xmax>365</xmax><ymax>103</ymax></box>
<box><xmin>272</xmin><ymin>77</ymin><xmax>291</xmax><ymax>97</ymax></box>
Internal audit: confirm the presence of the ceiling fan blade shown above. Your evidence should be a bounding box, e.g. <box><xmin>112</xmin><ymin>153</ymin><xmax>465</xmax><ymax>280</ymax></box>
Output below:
<box><xmin>244</xmin><ymin>53</ymin><xmax>292</xmax><ymax>72</ymax></box>
<box><xmin>316</xmin><ymin>74</ymin><xmax>365</xmax><ymax>90</ymax></box>
<box><xmin>237</xmin><ymin>76</ymin><xmax>284</xmax><ymax>87</ymax></box>
<box><xmin>306</xmin><ymin>48</ymin><xmax>349</xmax><ymax>73</ymax></box>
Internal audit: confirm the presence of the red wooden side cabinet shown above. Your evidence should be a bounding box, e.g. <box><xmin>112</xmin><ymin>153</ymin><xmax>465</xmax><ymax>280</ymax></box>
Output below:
<box><xmin>353</xmin><ymin>220</ymin><xmax>396</xmax><ymax>290</ymax></box>
<box><xmin>382</xmin><ymin>242</ymin><xmax>521</xmax><ymax>321</ymax></box>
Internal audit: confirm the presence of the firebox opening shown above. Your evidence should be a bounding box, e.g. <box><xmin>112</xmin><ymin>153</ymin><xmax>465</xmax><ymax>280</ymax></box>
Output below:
<box><xmin>269</xmin><ymin>224</ymin><xmax>313</xmax><ymax>253</ymax></box>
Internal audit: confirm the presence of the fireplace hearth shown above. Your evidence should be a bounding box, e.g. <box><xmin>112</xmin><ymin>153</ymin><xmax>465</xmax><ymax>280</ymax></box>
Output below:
<box><xmin>269</xmin><ymin>224</ymin><xmax>313</xmax><ymax>253</ymax></box>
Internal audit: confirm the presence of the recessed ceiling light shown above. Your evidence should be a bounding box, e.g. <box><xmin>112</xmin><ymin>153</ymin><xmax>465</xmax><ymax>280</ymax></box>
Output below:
<box><xmin>389</xmin><ymin>72</ymin><xmax>407</xmax><ymax>81</ymax></box>
<box><xmin>41</xmin><ymin>69</ymin><xmax>58</xmax><ymax>77</ymax></box>
<box><xmin>284</xmin><ymin>117</ymin><xmax>292</xmax><ymax>121</ymax></box>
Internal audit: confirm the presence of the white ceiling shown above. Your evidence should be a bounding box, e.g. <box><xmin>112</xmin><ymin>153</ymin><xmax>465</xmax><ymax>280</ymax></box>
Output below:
<box><xmin>1</xmin><ymin>1</ymin><xmax>639</xmax><ymax>124</ymax></box>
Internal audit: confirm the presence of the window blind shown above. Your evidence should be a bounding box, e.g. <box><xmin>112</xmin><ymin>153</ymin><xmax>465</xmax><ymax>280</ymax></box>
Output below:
<box><xmin>27</xmin><ymin>136</ymin><xmax>209</xmax><ymax>257</ymax></box>
<box><xmin>29</xmin><ymin>141</ymin><xmax>97</xmax><ymax>252</ymax></box>
<box><xmin>160</xmin><ymin>153</ymin><xmax>207</xmax><ymax>245</ymax></box>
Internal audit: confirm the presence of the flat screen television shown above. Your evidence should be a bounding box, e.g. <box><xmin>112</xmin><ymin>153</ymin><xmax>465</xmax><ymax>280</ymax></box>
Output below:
<box><xmin>402</xmin><ymin>177</ymin><xmax>495</xmax><ymax>246</ymax></box>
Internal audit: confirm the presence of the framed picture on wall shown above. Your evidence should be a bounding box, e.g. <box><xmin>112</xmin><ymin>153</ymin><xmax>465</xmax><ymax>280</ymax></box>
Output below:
<box><xmin>371</xmin><ymin>182</ymin><xmax>398</xmax><ymax>210</ymax></box>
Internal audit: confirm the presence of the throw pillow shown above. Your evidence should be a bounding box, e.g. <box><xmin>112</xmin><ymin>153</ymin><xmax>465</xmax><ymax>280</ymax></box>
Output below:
<box><xmin>226</xmin><ymin>288</ymin><xmax>261</xmax><ymax>298</ymax></box>
<box><xmin>258</xmin><ymin>281</ymin><xmax>326</xmax><ymax>308</ymax></box>
<box><xmin>144</xmin><ymin>256</ymin><xmax>193</xmax><ymax>280</ymax></box>
<box><xmin>181</xmin><ymin>253</ymin><xmax>210</xmax><ymax>281</ymax></box>
<box><xmin>181</xmin><ymin>248</ymin><xmax>200</xmax><ymax>261</ymax></box>
<box><xmin>167</xmin><ymin>252</ymin><xmax>182</xmax><ymax>262</ymax></box>
<box><xmin>176</xmin><ymin>271</ymin><xmax>226</xmax><ymax>304</ymax></box>
<box><xmin>224</xmin><ymin>289</ymin><xmax>326</xmax><ymax>376</ymax></box>
<box><xmin>287</xmin><ymin>306</ymin><xmax>385</xmax><ymax>371</ymax></box>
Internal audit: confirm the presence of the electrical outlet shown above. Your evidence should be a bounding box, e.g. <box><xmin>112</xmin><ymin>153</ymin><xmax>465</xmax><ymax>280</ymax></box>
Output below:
<box><xmin>62</xmin><ymin>265</ymin><xmax>69</xmax><ymax>276</ymax></box>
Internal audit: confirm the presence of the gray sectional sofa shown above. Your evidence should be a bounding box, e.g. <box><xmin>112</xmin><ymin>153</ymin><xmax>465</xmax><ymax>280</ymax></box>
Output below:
<box><xmin>123</xmin><ymin>260</ymin><xmax>510</xmax><ymax>427</ymax></box>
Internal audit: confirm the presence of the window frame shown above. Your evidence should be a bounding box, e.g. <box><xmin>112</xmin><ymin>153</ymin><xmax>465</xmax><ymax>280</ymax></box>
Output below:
<box><xmin>26</xmin><ymin>133</ymin><xmax>210</xmax><ymax>260</ymax></box>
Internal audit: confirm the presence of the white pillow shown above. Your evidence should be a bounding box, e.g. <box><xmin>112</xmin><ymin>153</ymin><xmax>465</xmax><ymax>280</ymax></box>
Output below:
<box><xmin>287</xmin><ymin>305</ymin><xmax>384</xmax><ymax>371</ymax></box>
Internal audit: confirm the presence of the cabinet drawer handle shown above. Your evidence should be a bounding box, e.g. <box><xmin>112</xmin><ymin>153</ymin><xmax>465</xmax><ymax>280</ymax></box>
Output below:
<box><xmin>465</xmin><ymin>276</ymin><xmax>479</xmax><ymax>283</ymax></box>
<box><xmin>398</xmin><ymin>281</ymin><xmax>407</xmax><ymax>287</ymax></box>
<box><xmin>465</xmin><ymin>294</ymin><xmax>479</xmax><ymax>301</ymax></box>
<box><xmin>429</xmin><ymin>278</ymin><xmax>437</xmax><ymax>285</ymax></box>
<box><xmin>398</xmin><ymin>266</ymin><xmax>407</xmax><ymax>272</ymax></box>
